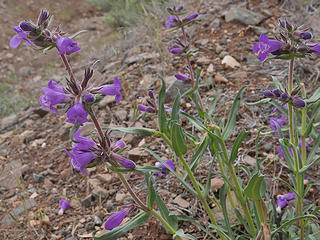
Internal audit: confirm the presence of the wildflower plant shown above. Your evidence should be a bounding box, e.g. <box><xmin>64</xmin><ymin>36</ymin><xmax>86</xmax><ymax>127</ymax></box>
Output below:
<box><xmin>11</xmin><ymin>6</ymin><xmax>320</xmax><ymax>240</ymax></box>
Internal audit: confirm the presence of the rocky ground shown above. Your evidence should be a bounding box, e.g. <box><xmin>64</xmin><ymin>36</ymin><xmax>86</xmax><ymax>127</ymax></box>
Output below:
<box><xmin>0</xmin><ymin>0</ymin><xmax>320</xmax><ymax>239</ymax></box>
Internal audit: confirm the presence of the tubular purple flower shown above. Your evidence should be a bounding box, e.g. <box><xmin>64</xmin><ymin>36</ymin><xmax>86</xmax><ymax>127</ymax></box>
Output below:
<box><xmin>148</xmin><ymin>90</ymin><xmax>154</xmax><ymax>99</ymax></box>
<box><xmin>10</xmin><ymin>26</ymin><xmax>31</xmax><ymax>48</ymax></box>
<box><xmin>293</xmin><ymin>98</ymin><xmax>306</xmax><ymax>108</ymax></box>
<box><xmin>19</xmin><ymin>21</ymin><xmax>37</xmax><ymax>32</ymax></box>
<box><xmin>104</xmin><ymin>205</ymin><xmax>134</xmax><ymax>230</ymax></box>
<box><xmin>110</xmin><ymin>153</ymin><xmax>136</xmax><ymax>169</ymax></box>
<box><xmin>155</xmin><ymin>159</ymin><xmax>175</xmax><ymax>176</ymax></box>
<box><xmin>263</xmin><ymin>90</ymin><xmax>275</xmax><ymax>98</ymax></box>
<box><xmin>252</xmin><ymin>34</ymin><xmax>282</xmax><ymax>61</ymax></box>
<box><xmin>310</xmin><ymin>43</ymin><xmax>320</xmax><ymax>55</ymax></box>
<box><xmin>98</xmin><ymin>77</ymin><xmax>122</xmax><ymax>103</ymax></box>
<box><xmin>73</xmin><ymin>129</ymin><xmax>96</xmax><ymax>151</ymax></box>
<box><xmin>300</xmin><ymin>32</ymin><xmax>312</xmax><ymax>40</ymax></box>
<box><xmin>280</xmin><ymin>92</ymin><xmax>290</xmax><ymax>101</ymax></box>
<box><xmin>59</xmin><ymin>199</ymin><xmax>70</xmax><ymax>215</ymax></box>
<box><xmin>39</xmin><ymin>80</ymin><xmax>69</xmax><ymax>114</ymax></box>
<box><xmin>137</xmin><ymin>104</ymin><xmax>154</xmax><ymax>113</ymax></box>
<box><xmin>273</xmin><ymin>89</ymin><xmax>282</xmax><ymax>97</ymax></box>
<box><xmin>66</xmin><ymin>102</ymin><xmax>88</xmax><ymax>126</ymax></box>
<box><xmin>183</xmin><ymin>13</ymin><xmax>198</xmax><ymax>22</ymax></box>
<box><xmin>174</xmin><ymin>73</ymin><xmax>188</xmax><ymax>81</ymax></box>
<box><xmin>270</xmin><ymin>115</ymin><xmax>287</xmax><ymax>132</ymax></box>
<box><xmin>169</xmin><ymin>46</ymin><xmax>182</xmax><ymax>54</ymax></box>
<box><xmin>56</xmin><ymin>36</ymin><xmax>80</xmax><ymax>55</ymax></box>
<box><xmin>276</xmin><ymin>192</ymin><xmax>296</xmax><ymax>212</ymax></box>
<box><xmin>111</xmin><ymin>140</ymin><xmax>126</xmax><ymax>152</ymax></box>
<box><xmin>165</xmin><ymin>15</ymin><xmax>179</xmax><ymax>28</ymax></box>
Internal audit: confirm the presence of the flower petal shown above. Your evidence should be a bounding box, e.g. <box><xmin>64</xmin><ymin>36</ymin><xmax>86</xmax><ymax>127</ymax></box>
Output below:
<box><xmin>9</xmin><ymin>35</ymin><xmax>21</xmax><ymax>48</ymax></box>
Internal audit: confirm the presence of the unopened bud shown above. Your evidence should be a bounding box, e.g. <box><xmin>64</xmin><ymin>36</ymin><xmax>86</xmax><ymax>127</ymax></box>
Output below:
<box><xmin>281</xmin><ymin>92</ymin><xmax>290</xmax><ymax>101</ymax></box>
<box><xmin>273</xmin><ymin>89</ymin><xmax>282</xmax><ymax>97</ymax></box>
<box><xmin>84</xmin><ymin>93</ymin><xmax>95</xmax><ymax>103</ymax></box>
<box><xmin>148</xmin><ymin>90</ymin><xmax>154</xmax><ymax>99</ymax></box>
<box><xmin>19</xmin><ymin>21</ymin><xmax>37</xmax><ymax>32</ymax></box>
<box><xmin>264</xmin><ymin>90</ymin><xmax>275</xmax><ymax>98</ymax></box>
<box><xmin>300</xmin><ymin>32</ymin><xmax>312</xmax><ymax>40</ymax></box>
<box><xmin>293</xmin><ymin>98</ymin><xmax>306</xmax><ymax>108</ymax></box>
<box><xmin>37</xmin><ymin>9</ymin><xmax>50</xmax><ymax>27</ymax></box>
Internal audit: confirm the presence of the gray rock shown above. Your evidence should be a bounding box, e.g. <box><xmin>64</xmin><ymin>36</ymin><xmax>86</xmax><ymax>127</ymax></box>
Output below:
<box><xmin>225</xmin><ymin>8</ymin><xmax>265</xmax><ymax>25</ymax></box>
<box><xmin>125</xmin><ymin>52</ymin><xmax>158</xmax><ymax>65</ymax></box>
<box><xmin>195</xmin><ymin>39</ymin><xmax>209</xmax><ymax>47</ymax></box>
<box><xmin>81</xmin><ymin>194</ymin><xmax>95</xmax><ymax>208</ymax></box>
<box><xmin>93</xmin><ymin>215</ymin><xmax>102</xmax><ymax>225</ymax></box>
<box><xmin>166</xmin><ymin>80</ymin><xmax>192</xmax><ymax>102</ymax></box>
<box><xmin>263</xmin><ymin>142</ymin><xmax>273</xmax><ymax>152</ymax></box>
<box><xmin>253</xmin><ymin>26</ymin><xmax>268</xmax><ymax>35</ymax></box>
<box><xmin>0</xmin><ymin>160</ymin><xmax>22</xmax><ymax>189</ymax></box>
<box><xmin>32</xmin><ymin>173</ymin><xmax>44</xmax><ymax>183</ymax></box>
<box><xmin>246</xmin><ymin>55</ymin><xmax>260</xmax><ymax>66</ymax></box>
<box><xmin>210</xmin><ymin>18</ymin><xmax>221</xmax><ymax>29</ymax></box>
<box><xmin>2</xmin><ymin>199</ymin><xmax>37</xmax><ymax>224</ymax></box>
<box><xmin>219</xmin><ymin>51</ymin><xmax>228</xmax><ymax>59</ymax></box>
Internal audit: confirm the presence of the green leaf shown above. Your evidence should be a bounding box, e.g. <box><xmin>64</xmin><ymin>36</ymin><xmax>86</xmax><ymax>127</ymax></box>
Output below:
<box><xmin>135</xmin><ymin>165</ymin><xmax>161</xmax><ymax>173</ymax></box>
<box><xmin>307</xmin><ymin>133</ymin><xmax>320</xmax><ymax>165</ymax></box>
<box><xmin>145</xmin><ymin>172</ymin><xmax>156</xmax><ymax>209</ymax></box>
<box><xmin>171</xmin><ymin>122</ymin><xmax>187</xmax><ymax>156</ymax></box>
<box><xmin>69</xmin><ymin>30</ymin><xmax>88</xmax><ymax>39</ymax></box>
<box><xmin>244</xmin><ymin>172</ymin><xmax>265</xmax><ymax>200</ymax></box>
<box><xmin>307</xmin><ymin>88</ymin><xmax>320</xmax><ymax>103</ymax></box>
<box><xmin>219</xmin><ymin>184</ymin><xmax>234</xmax><ymax>238</ymax></box>
<box><xmin>107</xmin><ymin>126</ymin><xmax>155</xmax><ymax>136</ymax></box>
<box><xmin>203</xmin><ymin>154</ymin><xmax>216</xmax><ymax>199</ymax></box>
<box><xmin>93</xmin><ymin>211</ymin><xmax>151</xmax><ymax>240</ymax></box>
<box><xmin>229</xmin><ymin>130</ymin><xmax>248</xmax><ymax>164</ymax></box>
<box><xmin>70</xmin><ymin>124</ymin><xmax>80</xmax><ymax>142</ymax></box>
<box><xmin>208</xmin><ymin>94</ymin><xmax>220</xmax><ymax>116</ymax></box>
<box><xmin>173</xmin><ymin>229</ymin><xmax>197</xmax><ymax>240</ymax></box>
<box><xmin>188</xmin><ymin>136</ymin><xmax>209</xmax><ymax>174</ymax></box>
<box><xmin>192</xmin><ymin>92</ymin><xmax>205</xmax><ymax>119</ymax></box>
<box><xmin>171</xmin><ymin>90</ymin><xmax>181</xmax><ymax>123</ymax></box>
<box><xmin>272</xmin><ymin>76</ymin><xmax>285</xmax><ymax>91</ymax></box>
<box><xmin>155</xmin><ymin>192</ymin><xmax>178</xmax><ymax>232</ymax></box>
<box><xmin>245</xmin><ymin>98</ymin><xmax>270</xmax><ymax>106</ymax></box>
<box><xmin>271</xmin><ymin>215</ymin><xmax>317</xmax><ymax>237</ymax></box>
<box><xmin>158</xmin><ymin>77</ymin><xmax>167</xmax><ymax>133</ymax></box>
<box><xmin>222</xmin><ymin>86</ymin><xmax>246</xmax><ymax>141</ymax></box>
<box><xmin>272</xmin><ymin>177</ymin><xmax>299</xmax><ymax>197</ymax></box>
<box><xmin>208</xmin><ymin>224</ymin><xmax>233</xmax><ymax>240</ymax></box>
<box><xmin>299</xmin><ymin>156</ymin><xmax>320</xmax><ymax>174</ymax></box>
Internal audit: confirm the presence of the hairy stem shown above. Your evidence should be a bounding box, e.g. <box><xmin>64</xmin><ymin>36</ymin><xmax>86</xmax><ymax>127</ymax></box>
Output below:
<box><xmin>60</xmin><ymin>54</ymin><xmax>76</xmax><ymax>83</ymax></box>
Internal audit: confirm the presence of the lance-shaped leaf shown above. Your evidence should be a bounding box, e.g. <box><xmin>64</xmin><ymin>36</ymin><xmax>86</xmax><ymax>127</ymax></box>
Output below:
<box><xmin>170</xmin><ymin>90</ymin><xmax>181</xmax><ymax>122</ymax></box>
<box><xmin>158</xmin><ymin>77</ymin><xmax>167</xmax><ymax>133</ymax></box>
<box><xmin>244</xmin><ymin>172</ymin><xmax>265</xmax><ymax>200</ymax></box>
<box><xmin>229</xmin><ymin>130</ymin><xmax>248</xmax><ymax>165</ymax></box>
<box><xmin>222</xmin><ymin>86</ymin><xmax>246</xmax><ymax>141</ymax></box>
<box><xmin>171</xmin><ymin>122</ymin><xmax>187</xmax><ymax>156</ymax></box>
<box><xmin>107</xmin><ymin>126</ymin><xmax>155</xmax><ymax>136</ymax></box>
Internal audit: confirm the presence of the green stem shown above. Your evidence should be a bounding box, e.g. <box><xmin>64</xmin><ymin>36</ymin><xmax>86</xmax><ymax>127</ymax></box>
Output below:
<box><xmin>288</xmin><ymin>58</ymin><xmax>304</xmax><ymax>240</ymax></box>
<box><xmin>300</xmin><ymin>83</ymin><xmax>307</xmax><ymax>166</ymax></box>
<box><xmin>150</xmin><ymin>210</ymin><xmax>181</xmax><ymax>238</ymax></box>
<box><xmin>254</xmin><ymin>199</ymin><xmax>265</xmax><ymax>225</ymax></box>
<box><xmin>178</xmin><ymin>155</ymin><xmax>227</xmax><ymax>240</ymax></box>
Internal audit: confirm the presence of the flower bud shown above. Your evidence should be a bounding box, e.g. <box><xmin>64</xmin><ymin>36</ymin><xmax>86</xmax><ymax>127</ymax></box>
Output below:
<box><xmin>37</xmin><ymin>9</ymin><xmax>50</xmax><ymax>27</ymax></box>
<box><xmin>263</xmin><ymin>90</ymin><xmax>275</xmax><ymax>98</ymax></box>
<box><xmin>110</xmin><ymin>153</ymin><xmax>136</xmax><ymax>169</ymax></box>
<box><xmin>148</xmin><ymin>90</ymin><xmax>154</xmax><ymax>99</ymax></box>
<box><xmin>104</xmin><ymin>204</ymin><xmax>134</xmax><ymax>230</ymax></box>
<box><xmin>19</xmin><ymin>21</ymin><xmax>37</xmax><ymax>32</ymax></box>
<box><xmin>111</xmin><ymin>140</ymin><xmax>126</xmax><ymax>152</ymax></box>
<box><xmin>174</xmin><ymin>73</ymin><xmax>188</xmax><ymax>81</ymax></box>
<box><xmin>176</xmin><ymin>5</ymin><xmax>184</xmax><ymax>12</ymax></box>
<box><xmin>278</xmin><ymin>19</ymin><xmax>286</xmax><ymax>29</ymax></box>
<box><xmin>300</xmin><ymin>32</ymin><xmax>312</xmax><ymax>40</ymax></box>
<box><xmin>84</xmin><ymin>93</ymin><xmax>95</xmax><ymax>103</ymax></box>
<box><xmin>138</xmin><ymin>104</ymin><xmax>154</xmax><ymax>113</ymax></box>
<box><xmin>182</xmin><ymin>13</ymin><xmax>198</xmax><ymax>22</ymax></box>
<box><xmin>280</xmin><ymin>92</ymin><xmax>290</xmax><ymax>101</ymax></box>
<box><xmin>293</xmin><ymin>98</ymin><xmax>306</xmax><ymax>108</ymax></box>
<box><xmin>272</xmin><ymin>89</ymin><xmax>282</xmax><ymax>97</ymax></box>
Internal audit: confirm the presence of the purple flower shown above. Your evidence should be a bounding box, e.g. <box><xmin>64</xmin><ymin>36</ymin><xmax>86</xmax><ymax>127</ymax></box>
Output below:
<box><xmin>293</xmin><ymin>98</ymin><xmax>306</xmax><ymax>108</ymax></box>
<box><xmin>111</xmin><ymin>140</ymin><xmax>126</xmax><ymax>152</ymax></box>
<box><xmin>276</xmin><ymin>192</ymin><xmax>296</xmax><ymax>212</ymax></box>
<box><xmin>66</xmin><ymin>102</ymin><xmax>89</xmax><ymax>126</ymax></box>
<box><xmin>183</xmin><ymin>13</ymin><xmax>198</xmax><ymax>22</ymax></box>
<box><xmin>56</xmin><ymin>36</ymin><xmax>80</xmax><ymax>55</ymax></box>
<box><xmin>148</xmin><ymin>90</ymin><xmax>154</xmax><ymax>99</ymax></box>
<box><xmin>10</xmin><ymin>26</ymin><xmax>31</xmax><ymax>48</ymax></box>
<box><xmin>277</xmin><ymin>145</ymin><xmax>293</xmax><ymax>160</ymax></box>
<box><xmin>59</xmin><ymin>199</ymin><xmax>70</xmax><ymax>215</ymax></box>
<box><xmin>310</xmin><ymin>43</ymin><xmax>320</xmax><ymax>55</ymax></box>
<box><xmin>270</xmin><ymin>115</ymin><xmax>287</xmax><ymax>132</ymax></box>
<box><xmin>252</xmin><ymin>34</ymin><xmax>282</xmax><ymax>61</ymax></box>
<box><xmin>169</xmin><ymin>44</ymin><xmax>182</xmax><ymax>54</ymax></box>
<box><xmin>165</xmin><ymin>15</ymin><xmax>179</xmax><ymax>28</ymax></box>
<box><xmin>19</xmin><ymin>21</ymin><xmax>37</xmax><ymax>32</ymax></box>
<box><xmin>104</xmin><ymin>204</ymin><xmax>134</xmax><ymax>230</ymax></box>
<box><xmin>263</xmin><ymin>90</ymin><xmax>275</xmax><ymax>98</ymax></box>
<box><xmin>137</xmin><ymin>104</ymin><xmax>154</xmax><ymax>113</ymax></box>
<box><xmin>98</xmin><ymin>77</ymin><xmax>122</xmax><ymax>103</ymax></box>
<box><xmin>110</xmin><ymin>153</ymin><xmax>136</xmax><ymax>169</ymax></box>
<box><xmin>300</xmin><ymin>32</ymin><xmax>312</xmax><ymax>40</ymax></box>
<box><xmin>39</xmin><ymin>80</ymin><xmax>69</xmax><ymax>114</ymax></box>
<box><xmin>65</xmin><ymin>130</ymin><xmax>96</xmax><ymax>175</ymax></box>
<box><xmin>155</xmin><ymin>159</ymin><xmax>175</xmax><ymax>176</ymax></box>
<box><xmin>84</xmin><ymin>93</ymin><xmax>95</xmax><ymax>103</ymax></box>
<box><xmin>174</xmin><ymin>73</ymin><xmax>189</xmax><ymax>81</ymax></box>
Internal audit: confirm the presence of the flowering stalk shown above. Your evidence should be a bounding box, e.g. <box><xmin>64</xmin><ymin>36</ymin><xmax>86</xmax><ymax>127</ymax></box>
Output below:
<box><xmin>300</xmin><ymin>83</ymin><xmax>307</xmax><ymax>166</ymax></box>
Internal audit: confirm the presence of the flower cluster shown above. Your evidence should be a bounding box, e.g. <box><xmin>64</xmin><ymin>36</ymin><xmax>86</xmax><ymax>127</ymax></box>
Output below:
<box><xmin>263</xmin><ymin>86</ymin><xmax>306</xmax><ymax>108</ymax></box>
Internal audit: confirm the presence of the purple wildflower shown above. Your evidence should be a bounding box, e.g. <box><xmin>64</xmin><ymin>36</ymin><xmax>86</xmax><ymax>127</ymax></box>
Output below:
<box><xmin>148</xmin><ymin>90</ymin><xmax>154</xmax><ymax>99</ymax></box>
<box><xmin>137</xmin><ymin>104</ymin><xmax>154</xmax><ymax>113</ymax></box>
<box><xmin>276</xmin><ymin>192</ymin><xmax>296</xmax><ymax>212</ymax></box>
<box><xmin>84</xmin><ymin>93</ymin><xmax>95</xmax><ymax>103</ymax></box>
<box><xmin>56</xmin><ymin>36</ymin><xmax>80</xmax><ymax>55</ymax></box>
<box><xmin>58</xmin><ymin>199</ymin><xmax>70</xmax><ymax>215</ymax></box>
<box><xmin>182</xmin><ymin>13</ymin><xmax>198</xmax><ymax>22</ymax></box>
<box><xmin>110</xmin><ymin>153</ymin><xmax>136</xmax><ymax>169</ymax></box>
<box><xmin>65</xmin><ymin>130</ymin><xmax>96</xmax><ymax>175</ymax></box>
<box><xmin>155</xmin><ymin>159</ymin><xmax>175</xmax><ymax>176</ymax></box>
<box><xmin>104</xmin><ymin>204</ymin><xmax>134</xmax><ymax>230</ymax></box>
<box><xmin>10</xmin><ymin>26</ymin><xmax>31</xmax><ymax>48</ymax></box>
<box><xmin>39</xmin><ymin>80</ymin><xmax>69</xmax><ymax>114</ymax></box>
<box><xmin>310</xmin><ymin>43</ymin><xmax>320</xmax><ymax>55</ymax></box>
<box><xmin>174</xmin><ymin>73</ymin><xmax>189</xmax><ymax>81</ymax></box>
<box><xmin>98</xmin><ymin>77</ymin><xmax>122</xmax><ymax>103</ymax></box>
<box><xmin>270</xmin><ymin>115</ymin><xmax>287</xmax><ymax>132</ymax></box>
<box><xmin>19</xmin><ymin>21</ymin><xmax>37</xmax><ymax>32</ymax></box>
<box><xmin>300</xmin><ymin>32</ymin><xmax>312</xmax><ymax>40</ymax></box>
<box><xmin>66</xmin><ymin>102</ymin><xmax>89</xmax><ymax>126</ymax></box>
<box><xmin>292</xmin><ymin>98</ymin><xmax>306</xmax><ymax>108</ymax></box>
<box><xmin>169</xmin><ymin>44</ymin><xmax>182</xmax><ymax>54</ymax></box>
<box><xmin>277</xmin><ymin>145</ymin><xmax>293</xmax><ymax>160</ymax></box>
<box><xmin>252</xmin><ymin>34</ymin><xmax>282</xmax><ymax>61</ymax></box>
<box><xmin>165</xmin><ymin>15</ymin><xmax>179</xmax><ymax>28</ymax></box>
<box><xmin>263</xmin><ymin>90</ymin><xmax>275</xmax><ymax>98</ymax></box>
<box><xmin>111</xmin><ymin>140</ymin><xmax>126</xmax><ymax>152</ymax></box>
